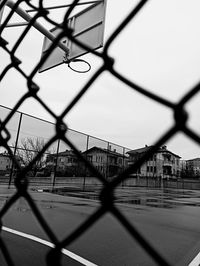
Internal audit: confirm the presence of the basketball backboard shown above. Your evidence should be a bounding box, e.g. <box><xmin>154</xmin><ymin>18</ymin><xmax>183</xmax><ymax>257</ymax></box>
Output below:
<box><xmin>39</xmin><ymin>0</ymin><xmax>107</xmax><ymax>73</ymax></box>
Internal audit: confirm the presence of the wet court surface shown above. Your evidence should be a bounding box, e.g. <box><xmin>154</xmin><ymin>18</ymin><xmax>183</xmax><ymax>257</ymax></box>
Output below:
<box><xmin>1</xmin><ymin>186</ymin><xmax>200</xmax><ymax>265</ymax></box>
<box><xmin>50</xmin><ymin>186</ymin><xmax>200</xmax><ymax>209</ymax></box>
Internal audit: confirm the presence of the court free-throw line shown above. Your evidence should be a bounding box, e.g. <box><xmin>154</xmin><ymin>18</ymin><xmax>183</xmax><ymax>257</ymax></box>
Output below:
<box><xmin>2</xmin><ymin>226</ymin><xmax>98</xmax><ymax>266</ymax></box>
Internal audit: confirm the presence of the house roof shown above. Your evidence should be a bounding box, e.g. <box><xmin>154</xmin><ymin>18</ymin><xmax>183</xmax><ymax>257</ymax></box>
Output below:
<box><xmin>0</xmin><ymin>152</ymin><xmax>10</xmax><ymax>157</ymax></box>
<box><xmin>127</xmin><ymin>145</ymin><xmax>153</xmax><ymax>155</ymax></box>
<box><xmin>83</xmin><ymin>146</ymin><xmax>125</xmax><ymax>157</ymax></box>
<box><xmin>127</xmin><ymin>145</ymin><xmax>181</xmax><ymax>158</ymax></box>
<box><xmin>187</xmin><ymin>158</ymin><xmax>200</xmax><ymax>162</ymax></box>
<box><xmin>48</xmin><ymin>149</ymin><xmax>76</xmax><ymax>157</ymax></box>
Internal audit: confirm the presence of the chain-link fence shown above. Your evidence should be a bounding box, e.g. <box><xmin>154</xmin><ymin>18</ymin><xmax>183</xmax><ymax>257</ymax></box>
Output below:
<box><xmin>0</xmin><ymin>0</ymin><xmax>200</xmax><ymax>265</ymax></box>
<box><xmin>0</xmin><ymin>104</ymin><xmax>131</xmax><ymax>190</ymax></box>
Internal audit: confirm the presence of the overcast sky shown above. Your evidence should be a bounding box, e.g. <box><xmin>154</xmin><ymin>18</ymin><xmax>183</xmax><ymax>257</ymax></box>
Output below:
<box><xmin>1</xmin><ymin>0</ymin><xmax>200</xmax><ymax>159</ymax></box>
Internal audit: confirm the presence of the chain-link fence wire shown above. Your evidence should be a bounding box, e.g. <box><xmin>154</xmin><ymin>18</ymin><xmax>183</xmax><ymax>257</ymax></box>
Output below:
<box><xmin>0</xmin><ymin>104</ymin><xmax>130</xmax><ymax>188</ymax></box>
<box><xmin>0</xmin><ymin>0</ymin><xmax>200</xmax><ymax>265</ymax></box>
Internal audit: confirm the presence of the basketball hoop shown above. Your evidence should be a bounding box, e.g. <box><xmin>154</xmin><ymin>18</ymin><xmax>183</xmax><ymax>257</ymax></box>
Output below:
<box><xmin>67</xmin><ymin>58</ymin><xmax>91</xmax><ymax>73</ymax></box>
<box><xmin>38</xmin><ymin>0</ymin><xmax>107</xmax><ymax>73</ymax></box>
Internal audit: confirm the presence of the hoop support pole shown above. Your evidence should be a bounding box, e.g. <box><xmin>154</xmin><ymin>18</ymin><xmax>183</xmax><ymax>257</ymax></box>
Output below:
<box><xmin>6</xmin><ymin>0</ymin><xmax>69</xmax><ymax>56</ymax></box>
<box><xmin>26</xmin><ymin>1</ymin><xmax>103</xmax><ymax>13</ymax></box>
<box><xmin>5</xmin><ymin>22</ymin><xmax>29</xmax><ymax>27</ymax></box>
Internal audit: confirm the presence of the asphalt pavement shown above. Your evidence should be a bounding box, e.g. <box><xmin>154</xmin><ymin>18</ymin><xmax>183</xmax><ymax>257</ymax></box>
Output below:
<box><xmin>1</xmin><ymin>185</ymin><xmax>200</xmax><ymax>265</ymax></box>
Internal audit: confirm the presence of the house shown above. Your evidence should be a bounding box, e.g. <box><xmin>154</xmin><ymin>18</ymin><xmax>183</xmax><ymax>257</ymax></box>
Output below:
<box><xmin>179</xmin><ymin>160</ymin><xmax>187</xmax><ymax>177</ymax></box>
<box><xmin>82</xmin><ymin>146</ymin><xmax>128</xmax><ymax>178</ymax></box>
<box><xmin>127</xmin><ymin>145</ymin><xmax>181</xmax><ymax>179</ymax></box>
<box><xmin>46</xmin><ymin>149</ymin><xmax>82</xmax><ymax>176</ymax></box>
<box><xmin>186</xmin><ymin>158</ymin><xmax>200</xmax><ymax>177</ymax></box>
<box><xmin>0</xmin><ymin>152</ymin><xmax>12</xmax><ymax>172</ymax></box>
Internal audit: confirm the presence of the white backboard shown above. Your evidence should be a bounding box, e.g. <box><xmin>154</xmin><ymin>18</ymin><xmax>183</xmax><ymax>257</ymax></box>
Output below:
<box><xmin>39</xmin><ymin>0</ymin><xmax>107</xmax><ymax>73</ymax></box>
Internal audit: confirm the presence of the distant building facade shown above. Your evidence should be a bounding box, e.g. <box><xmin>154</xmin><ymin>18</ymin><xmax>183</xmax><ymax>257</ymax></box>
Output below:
<box><xmin>83</xmin><ymin>146</ymin><xmax>128</xmax><ymax>177</ymax></box>
<box><xmin>45</xmin><ymin>145</ymin><xmax>184</xmax><ymax>179</ymax></box>
<box><xmin>186</xmin><ymin>158</ymin><xmax>200</xmax><ymax>177</ymax></box>
<box><xmin>0</xmin><ymin>152</ymin><xmax>12</xmax><ymax>171</ymax></box>
<box><xmin>46</xmin><ymin>147</ymin><xmax>129</xmax><ymax>178</ymax></box>
<box><xmin>127</xmin><ymin>145</ymin><xmax>181</xmax><ymax>179</ymax></box>
<box><xmin>179</xmin><ymin>160</ymin><xmax>187</xmax><ymax>177</ymax></box>
<box><xmin>46</xmin><ymin>149</ymin><xmax>83</xmax><ymax>176</ymax></box>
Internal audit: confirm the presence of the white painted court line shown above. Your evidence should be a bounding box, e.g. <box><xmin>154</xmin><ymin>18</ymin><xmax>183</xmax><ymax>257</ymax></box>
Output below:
<box><xmin>188</xmin><ymin>251</ymin><xmax>200</xmax><ymax>266</ymax></box>
<box><xmin>2</xmin><ymin>226</ymin><xmax>98</xmax><ymax>266</ymax></box>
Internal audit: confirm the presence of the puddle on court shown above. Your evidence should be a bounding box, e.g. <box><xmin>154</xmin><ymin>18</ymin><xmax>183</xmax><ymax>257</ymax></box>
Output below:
<box><xmin>50</xmin><ymin>187</ymin><xmax>200</xmax><ymax>209</ymax></box>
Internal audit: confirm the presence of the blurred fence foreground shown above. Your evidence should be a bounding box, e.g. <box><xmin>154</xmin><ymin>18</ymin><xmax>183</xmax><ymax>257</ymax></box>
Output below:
<box><xmin>0</xmin><ymin>1</ymin><xmax>200</xmax><ymax>266</ymax></box>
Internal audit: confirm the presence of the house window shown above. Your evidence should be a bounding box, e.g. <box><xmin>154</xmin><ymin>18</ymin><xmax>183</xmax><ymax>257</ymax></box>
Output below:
<box><xmin>147</xmin><ymin>166</ymin><xmax>156</xmax><ymax>173</ymax></box>
<box><xmin>149</xmin><ymin>156</ymin><xmax>153</xmax><ymax>161</ymax></box>
<box><xmin>163</xmin><ymin>165</ymin><xmax>172</xmax><ymax>175</ymax></box>
<box><xmin>118</xmin><ymin>158</ymin><xmax>122</xmax><ymax>165</ymax></box>
<box><xmin>137</xmin><ymin>167</ymin><xmax>141</xmax><ymax>174</ymax></box>
<box><xmin>149</xmin><ymin>154</ymin><xmax>156</xmax><ymax>161</ymax></box>
<box><xmin>163</xmin><ymin>154</ymin><xmax>171</xmax><ymax>162</ymax></box>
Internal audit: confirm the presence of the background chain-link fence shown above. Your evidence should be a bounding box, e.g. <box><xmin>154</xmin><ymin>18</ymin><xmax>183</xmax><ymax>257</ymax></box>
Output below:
<box><xmin>0</xmin><ymin>0</ymin><xmax>200</xmax><ymax>265</ymax></box>
<box><xmin>0</xmin><ymin>104</ymin><xmax>131</xmax><ymax>190</ymax></box>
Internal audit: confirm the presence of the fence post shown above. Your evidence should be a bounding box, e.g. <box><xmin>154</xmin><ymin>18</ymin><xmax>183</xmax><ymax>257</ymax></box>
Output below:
<box><xmin>122</xmin><ymin>147</ymin><xmax>125</xmax><ymax>187</ymax></box>
<box><xmin>51</xmin><ymin>139</ymin><xmax>60</xmax><ymax>191</ymax></box>
<box><xmin>83</xmin><ymin>135</ymin><xmax>89</xmax><ymax>190</ymax></box>
<box><xmin>8</xmin><ymin>112</ymin><xmax>23</xmax><ymax>188</ymax></box>
<box><xmin>106</xmin><ymin>142</ymin><xmax>110</xmax><ymax>179</ymax></box>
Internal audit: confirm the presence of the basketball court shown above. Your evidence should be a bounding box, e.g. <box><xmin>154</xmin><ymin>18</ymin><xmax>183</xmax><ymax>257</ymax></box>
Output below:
<box><xmin>1</xmin><ymin>1</ymin><xmax>200</xmax><ymax>266</ymax></box>
<box><xmin>2</xmin><ymin>226</ymin><xmax>97</xmax><ymax>265</ymax></box>
<box><xmin>1</xmin><ymin>186</ymin><xmax>200</xmax><ymax>266</ymax></box>
<box><xmin>0</xmin><ymin>1</ymin><xmax>108</xmax><ymax>264</ymax></box>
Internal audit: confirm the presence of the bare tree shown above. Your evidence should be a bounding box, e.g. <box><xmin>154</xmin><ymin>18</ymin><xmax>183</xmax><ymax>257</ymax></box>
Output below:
<box><xmin>16</xmin><ymin>137</ymin><xmax>49</xmax><ymax>176</ymax></box>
